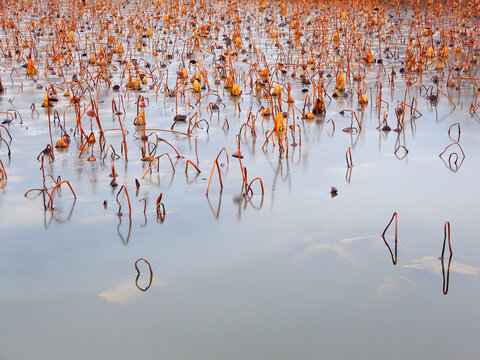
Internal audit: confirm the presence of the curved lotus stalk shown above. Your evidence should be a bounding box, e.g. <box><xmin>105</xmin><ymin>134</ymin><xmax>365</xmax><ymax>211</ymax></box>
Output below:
<box><xmin>346</xmin><ymin>146</ymin><xmax>353</xmax><ymax>168</ymax></box>
<box><xmin>47</xmin><ymin>180</ymin><xmax>77</xmax><ymax>208</ymax></box>
<box><xmin>135</xmin><ymin>258</ymin><xmax>153</xmax><ymax>292</ymax></box>
<box><xmin>116</xmin><ymin>185</ymin><xmax>132</xmax><ymax>217</ymax></box>
<box><xmin>441</xmin><ymin>221</ymin><xmax>452</xmax><ymax>259</ymax></box>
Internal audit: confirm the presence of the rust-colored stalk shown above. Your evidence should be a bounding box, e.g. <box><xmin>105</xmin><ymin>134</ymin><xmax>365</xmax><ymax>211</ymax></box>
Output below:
<box><xmin>116</xmin><ymin>185</ymin><xmax>132</xmax><ymax>217</ymax></box>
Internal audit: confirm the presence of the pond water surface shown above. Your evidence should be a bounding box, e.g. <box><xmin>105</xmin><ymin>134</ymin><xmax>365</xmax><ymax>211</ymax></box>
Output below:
<box><xmin>0</xmin><ymin>1</ymin><xmax>480</xmax><ymax>359</ymax></box>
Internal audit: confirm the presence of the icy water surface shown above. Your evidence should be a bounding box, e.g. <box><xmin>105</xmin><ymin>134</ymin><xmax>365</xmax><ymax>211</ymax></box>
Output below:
<box><xmin>0</xmin><ymin>0</ymin><xmax>480</xmax><ymax>359</ymax></box>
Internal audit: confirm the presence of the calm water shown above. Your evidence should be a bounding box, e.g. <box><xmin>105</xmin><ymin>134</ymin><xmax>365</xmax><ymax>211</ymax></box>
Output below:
<box><xmin>0</xmin><ymin>1</ymin><xmax>480</xmax><ymax>359</ymax></box>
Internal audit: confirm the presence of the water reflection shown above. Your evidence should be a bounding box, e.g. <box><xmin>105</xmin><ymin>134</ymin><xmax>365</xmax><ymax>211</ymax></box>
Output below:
<box><xmin>246</xmin><ymin>191</ymin><xmax>264</xmax><ymax>211</ymax></box>
<box><xmin>404</xmin><ymin>256</ymin><xmax>479</xmax><ymax>276</ymax></box>
<box><xmin>381</xmin><ymin>235</ymin><xmax>397</xmax><ymax>265</ymax></box>
<box><xmin>117</xmin><ymin>216</ymin><xmax>132</xmax><ymax>245</ymax></box>
<box><xmin>345</xmin><ymin>166</ymin><xmax>352</xmax><ymax>183</ymax></box>
<box><xmin>339</xmin><ymin>233</ymin><xmax>408</xmax><ymax>264</ymax></box>
<box><xmin>206</xmin><ymin>190</ymin><xmax>223</xmax><ymax>219</ymax></box>
<box><xmin>292</xmin><ymin>243</ymin><xmax>360</xmax><ymax>266</ymax></box>
<box><xmin>441</xmin><ymin>255</ymin><xmax>452</xmax><ymax>295</ymax></box>
<box><xmin>0</xmin><ymin>6</ymin><xmax>479</xmax><ymax>360</ymax></box>
<box><xmin>43</xmin><ymin>199</ymin><xmax>77</xmax><ymax>228</ymax></box>
<box><xmin>288</xmin><ymin>142</ymin><xmax>302</xmax><ymax>165</ymax></box>
<box><xmin>99</xmin><ymin>281</ymin><xmax>140</xmax><ymax>302</ymax></box>
<box><xmin>99</xmin><ymin>279</ymin><xmax>167</xmax><ymax>303</ymax></box>
<box><xmin>376</xmin><ymin>276</ymin><xmax>417</xmax><ymax>298</ymax></box>
<box><xmin>139</xmin><ymin>197</ymin><xmax>148</xmax><ymax>227</ymax></box>
<box><xmin>439</xmin><ymin>142</ymin><xmax>465</xmax><ymax>173</ymax></box>
<box><xmin>394</xmin><ymin>145</ymin><xmax>408</xmax><ymax>160</ymax></box>
<box><xmin>349</xmin><ymin>131</ymin><xmax>360</xmax><ymax>150</ymax></box>
<box><xmin>185</xmin><ymin>171</ymin><xmax>200</xmax><ymax>184</ymax></box>
<box><xmin>448</xmin><ymin>123</ymin><xmax>461</xmax><ymax>143</ymax></box>
<box><xmin>440</xmin><ymin>152</ymin><xmax>465</xmax><ymax>173</ymax></box>
<box><xmin>271</xmin><ymin>157</ymin><xmax>291</xmax><ymax>192</ymax></box>
<box><xmin>234</xmin><ymin>189</ymin><xmax>264</xmax><ymax>220</ymax></box>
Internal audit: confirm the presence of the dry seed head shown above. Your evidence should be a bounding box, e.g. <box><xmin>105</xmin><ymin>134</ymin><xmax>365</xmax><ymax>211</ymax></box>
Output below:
<box><xmin>313</xmin><ymin>97</ymin><xmax>325</xmax><ymax>114</ymax></box>
<box><xmin>192</xmin><ymin>79</ymin><xmax>201</xmax><ymax>93</ymax></box>
<box><xmin>272</xmin><ymin>84</ymin><xmax>281</xmax><ymax>96</ymax></box>
<box><xmin>426</xmin><ymin>46</ymin><xmax>435</xmax><ymax>58</ymax></box>
<box><xmin>335</xmin><ymin>72</ymin><xmax>346</xmax><ymax>91</ymax></box>
<box><xmin>27</xmin><ymin>59</ymin><xmax>37</xmax><ymax>76</ymax></box>
<box><xmin>274</xmin><ymin>112</ymin><xmax>285</xmax><ymax>132</ymax></box>
<box><xmin>192</xmin><ymin>71</ymin><xmax>202</xmax><ymax>83</ymax></box>
<box><xmin>133</xmin><ymin>78</ymin><xmax>141</xmax><ymax>90</ymax></box>
<box><xmin>440</xmin><ymin>46</ymin><xmax>449</xmax><ymax>58</ymax></box>
<box><xmin>231</xmin><ymin>83</ymin><xmax>242</xmax><ymax>96</ymax></box>
<box><xmin>360</xmin><ymin>93</ymin><xmax>368</xmax><ymax>106</ymax></box>
<box><xmin>55</xmin><ymin>138</ymin><xmax>69</xmax><ymax>148</ymax></box>
<box><xmin>364</xmin><ymin>50</ymin><xmax>374</xmax><ymax>64</ymax></box>
<box><xmin>225</xmin><ymin>75</ymin><xmax>234</xmax><ymax>89</ymax></box>
<box><xmin>134</xmin><ymin>110</ymin><xmax>146</xmax><ymax>125</ymax></box>
<box><xmin>88</xmin><ymin>133</ymin><xmax>96</xmax><ymax>145</ymax></box>
<box><xmin>416</xmin><ymin>62</ymin><xmax>423</xmax><ymax>74</ymax></box>
<box><xmin>41</xmin><ymin>91</ymin><xmax>50</xmax><ymax>107</ymax></box>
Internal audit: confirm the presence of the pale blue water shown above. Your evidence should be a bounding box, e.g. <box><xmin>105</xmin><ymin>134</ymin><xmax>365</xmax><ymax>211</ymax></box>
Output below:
<box><xmin>0</xmin><ymin>1</ymin><xmax>480</xmax><ymax>359</ymax></box>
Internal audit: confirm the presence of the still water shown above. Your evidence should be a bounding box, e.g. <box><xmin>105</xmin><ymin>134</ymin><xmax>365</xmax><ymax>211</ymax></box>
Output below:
<box><xmin>0</xmin><ymin>1</ymin><xmax>480</xmax><ymax>359</ymax></box>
